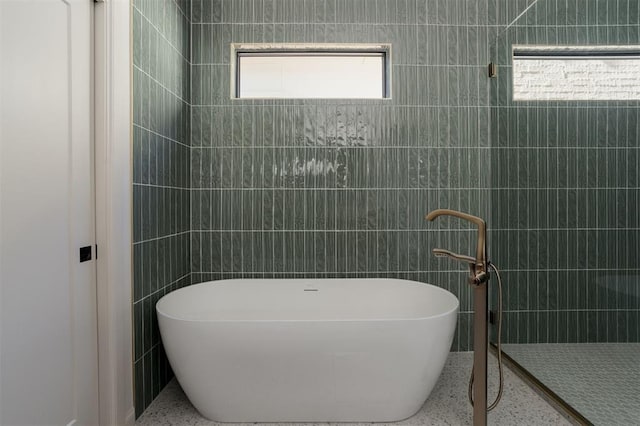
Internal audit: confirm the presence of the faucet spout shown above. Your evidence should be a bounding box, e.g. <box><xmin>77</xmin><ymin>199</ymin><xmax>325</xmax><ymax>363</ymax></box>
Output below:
<box><xmin>425</xmin><ymin>209</ymin><xmax>487</xmax><ymax>274</ymax></box>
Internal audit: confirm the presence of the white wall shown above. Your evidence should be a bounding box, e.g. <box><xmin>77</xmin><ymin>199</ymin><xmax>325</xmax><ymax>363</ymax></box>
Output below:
<box><xmin>94</xmin><ymin>0</ymin><xmax>135</xmax><ymax>424</ymax></box>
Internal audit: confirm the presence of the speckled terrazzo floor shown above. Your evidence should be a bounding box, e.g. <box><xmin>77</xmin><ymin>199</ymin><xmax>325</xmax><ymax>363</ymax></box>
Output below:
<box><xmin>136</xmin><ymin>352</ymin><xmax>571</xmax><ymax>426</ymax></box>
<box><xmin>502</xmin><ymin>343</ymin><xmax>640</xmax><ymax>426</ymax></box>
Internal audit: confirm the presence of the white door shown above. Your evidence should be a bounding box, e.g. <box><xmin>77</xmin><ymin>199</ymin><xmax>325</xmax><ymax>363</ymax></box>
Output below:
<box><xmin>0</xmin><ymin>0</ymin><xmax>99</xmax><ymax>425</ymax></box>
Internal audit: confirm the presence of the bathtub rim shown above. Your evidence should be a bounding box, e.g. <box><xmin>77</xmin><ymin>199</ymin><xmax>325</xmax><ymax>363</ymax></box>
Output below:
<box><xmin>156</xmin><ymin>278</ymin><xmax>460</xmax><ymax>323</ymax></box>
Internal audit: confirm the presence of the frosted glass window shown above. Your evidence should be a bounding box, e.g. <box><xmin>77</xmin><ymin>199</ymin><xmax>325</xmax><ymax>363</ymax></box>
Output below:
<box><xmin>513</xmin><ymin>46</ymin><xmax>640</xmax><ymax>101</ymax></box>
<box><xmin>235</xmin><ymin>50</ymin><xmax>389</xmax><ymax>99</ymax></box>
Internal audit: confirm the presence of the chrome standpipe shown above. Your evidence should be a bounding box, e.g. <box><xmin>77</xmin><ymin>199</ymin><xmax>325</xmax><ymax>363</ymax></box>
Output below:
<box><xmin>426</xmin><ymin>209</ymin><xmax>489</xmax><ymax>426</ymax></box>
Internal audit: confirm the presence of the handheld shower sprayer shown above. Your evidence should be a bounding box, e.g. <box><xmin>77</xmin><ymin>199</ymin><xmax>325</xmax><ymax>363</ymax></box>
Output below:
<box><xmin>432</xmin><ymin>248</ymin><xmax>478</xmax><ymax>280</ymax></box>
<box><xmin>432</xmin><ymin>248</ymin><xmax>476</xmax><ymax>264</ymax></box>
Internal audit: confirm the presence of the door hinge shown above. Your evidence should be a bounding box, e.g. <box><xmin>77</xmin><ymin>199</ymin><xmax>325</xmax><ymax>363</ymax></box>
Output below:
<box><xmin>488</xmin><ymin>62</ymin><xmax>498</xmax><ymax>78</ymax></box>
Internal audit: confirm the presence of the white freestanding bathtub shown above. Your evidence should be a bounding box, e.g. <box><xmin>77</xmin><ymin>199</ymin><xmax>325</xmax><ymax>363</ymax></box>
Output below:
<box><xmin>156</xmin><ymin>278</ymin><xmax>459</xmax><ymax>422</ymax></box>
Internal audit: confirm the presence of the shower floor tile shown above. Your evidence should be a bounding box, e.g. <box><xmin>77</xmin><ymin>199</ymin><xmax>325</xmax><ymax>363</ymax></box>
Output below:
<box><xmin>502</xmin><ymin>343</ymin><xmax>640</xmax><ymax>426</ymax></box>
<box><xmin>136</xmin><ymin>352</ymin><xmax>571</xmax><ymax>426</ymax></box>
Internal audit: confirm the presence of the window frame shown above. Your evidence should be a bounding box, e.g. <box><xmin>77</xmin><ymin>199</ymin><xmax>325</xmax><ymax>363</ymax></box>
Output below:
<box><xmin>512</xmin><ymin>44</ymin><xmax>640</xmax><ymax>101</ymax></box>
<box><xmin>230</xmin><ymin>43</ymin><xmax>392</xmax><ymax>100</ymax></box>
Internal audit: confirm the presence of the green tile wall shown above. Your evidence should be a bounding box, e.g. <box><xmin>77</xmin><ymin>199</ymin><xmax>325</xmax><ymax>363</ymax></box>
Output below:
<box><xmin>189</xmin><ymin>0</ymin><xmax>538</xmax><ymax>354</ymax></box>
<box><xmin>132</xmin><ymin>0</ymin><xmax>192</xmax><ymax>418</ymax></box>
<box><xmin>131</xmin><ymin>0</ymin><xmax>550</xmax><ymax>416</ymax></box>
<box><xmin>489</xmin><ymin>0</ymin><xmax>640</xmax><ymax>344</ymax></box>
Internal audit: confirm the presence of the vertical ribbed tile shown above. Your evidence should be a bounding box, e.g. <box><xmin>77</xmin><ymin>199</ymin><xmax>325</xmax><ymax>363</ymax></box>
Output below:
<box><xmin>489</xmin><ymin>0</ymin><xmax>640</xmax><ymax>363</ymax></box>
<box><xmin>132</xmin><ymin>0</ymin><xmax>192</xmax><ymax>417</ymax></box>
<box><xmin>137</xmin><ymin>0</ymin><xmax>640</xmax><ymax>418</ymax></box>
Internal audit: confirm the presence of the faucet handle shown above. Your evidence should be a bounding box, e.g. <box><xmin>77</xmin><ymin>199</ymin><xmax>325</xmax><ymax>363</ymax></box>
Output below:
<box><xmin>469</xmin><ymin>271</ymin><xmax>490</xmax><ymax>286</ymax></box>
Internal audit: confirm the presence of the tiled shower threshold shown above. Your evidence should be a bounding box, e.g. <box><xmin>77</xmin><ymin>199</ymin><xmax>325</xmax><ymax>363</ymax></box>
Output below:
<box><xmin>502</xmin><ymin>343</ymin><xmax>640</xmax><ymax>426</ymax></box>
<box><xmin>136</xmin><ymin>352</ymin><xmax>571</xmax><ymax>425</ymax></box>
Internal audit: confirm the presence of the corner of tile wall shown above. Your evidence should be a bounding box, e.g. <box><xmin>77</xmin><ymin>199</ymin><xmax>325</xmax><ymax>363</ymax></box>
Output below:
<box><xmin>132</xmin><ymin>0</ymin><xmax>192</xmax><ymax>417</ymax></box>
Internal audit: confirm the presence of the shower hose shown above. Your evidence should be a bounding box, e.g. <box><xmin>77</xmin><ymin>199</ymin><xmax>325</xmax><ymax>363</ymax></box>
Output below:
<box><xmin>468</xmin><ymin>262</ymin><xmax>504</xmax><ymax>411</ymax></box>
